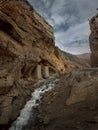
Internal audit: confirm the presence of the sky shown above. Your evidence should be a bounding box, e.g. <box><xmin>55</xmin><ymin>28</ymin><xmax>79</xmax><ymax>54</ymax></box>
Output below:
<box><xmin>28</xmin><ymin>0</ymin><xmax>98</xmax><ymax>54</ymax></box>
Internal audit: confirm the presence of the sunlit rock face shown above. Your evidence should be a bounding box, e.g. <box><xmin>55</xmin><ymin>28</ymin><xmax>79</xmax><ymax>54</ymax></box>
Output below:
<box><xmin>0</xmin><ymin>0</ymin><xmax>76</xmax><ymax>128</ymax></box>
<box><xmin>89</xmin><ymin>14</ymin><xmax>98</xmax><ymax>67</ymax></box>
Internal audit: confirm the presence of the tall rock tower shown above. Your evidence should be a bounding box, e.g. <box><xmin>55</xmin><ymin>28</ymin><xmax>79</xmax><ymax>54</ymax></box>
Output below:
<box><xmin>89</xmin><ymin>14</ymin><xmax>98</xmax><ymax>67</ymax></box>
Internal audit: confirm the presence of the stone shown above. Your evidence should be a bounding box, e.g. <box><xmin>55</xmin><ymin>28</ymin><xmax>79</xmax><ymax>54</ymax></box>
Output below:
<box><xmin>43</xmin><ymin>66</ymin><xmax>49</xmax><ymax>78</ymax></box>
<box><xmin>0</xmin><ymin>105</ymin><xmax>12</xmax><ymax>124</ymax></box>
<box><xmin>35</xmin><ymin>65</ymin><xmax>42</xmax><ymax>79</ymax></box>
<box><xmin>43</xmin><ymin>115</ymin><xmax>50</xmax><ymax>125</ymax></box>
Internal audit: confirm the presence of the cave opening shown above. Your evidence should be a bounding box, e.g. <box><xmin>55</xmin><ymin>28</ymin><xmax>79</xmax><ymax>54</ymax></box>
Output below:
<box><xmin>0</xmin><ymin>18</ymin><xmax>13</xmax><ymax>33</ymax></box>
<box><xmin>0</xmin><ymin>18</ymin><xmax>22</xmax><ymax>44</ymax></box>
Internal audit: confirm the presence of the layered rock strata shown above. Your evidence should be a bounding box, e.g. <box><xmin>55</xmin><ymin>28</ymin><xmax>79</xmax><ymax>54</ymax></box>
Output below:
<box><xmin>0</xmin><ymin>0</ymin><xmax>76</xmax><ymax>127</ymax></box>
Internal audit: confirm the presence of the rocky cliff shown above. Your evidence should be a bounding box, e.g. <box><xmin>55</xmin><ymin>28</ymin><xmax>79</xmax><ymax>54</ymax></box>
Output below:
<box><xmin>89</xmin><ymin>14</ymin><xmax>98</xmax><ymax>67</ymax></box>
<box><xmin>38</xmin><ymin>69</ymin><xmax>98</xmax><ymax>130</ymax></box>
<box><xmin>0</xmin><ymin>0</ymin><xmax>78</xmax><ymax>128</ymax></box>
<box><xmin>35</xmin><ymin>14</ymin><xmax>98</xmax><ymax>130</ymax></box>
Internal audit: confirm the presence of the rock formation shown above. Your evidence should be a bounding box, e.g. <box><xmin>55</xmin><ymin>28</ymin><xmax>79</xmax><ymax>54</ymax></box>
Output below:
<box><xmin>36</xmin><ymin>14</ymin><xmax>98</xmax><ymax>129</ymax></box>
<box><xmin>89</xmin><ymin>14</ymin><xmax>98</xmax><ymax>67</ymax></box>
<box><xmin>0</xmin><ymin>0</ymin><xmax>78</xmax><ymax>128</ymax></box>
<box><xmin>38</xmin><ymin>69</ymin><xmax>98</xmax><ymax>130</ymax></box>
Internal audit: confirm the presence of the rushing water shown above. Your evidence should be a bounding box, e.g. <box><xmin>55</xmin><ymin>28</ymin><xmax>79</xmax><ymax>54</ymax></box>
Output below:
<box><xmin>9</xmin><ymin>79</ymin><xmax>59</xmax><ymax>130</ymax></box>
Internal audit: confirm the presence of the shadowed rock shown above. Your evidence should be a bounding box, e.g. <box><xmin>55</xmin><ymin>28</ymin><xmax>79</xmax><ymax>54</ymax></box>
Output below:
<box><xmin>89</xmin><ymin>13</ymin><xmax>98</xmax><ymax>67</ymax></box>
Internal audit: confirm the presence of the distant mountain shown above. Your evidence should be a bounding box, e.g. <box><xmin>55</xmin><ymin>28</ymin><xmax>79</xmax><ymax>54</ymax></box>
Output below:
<box><xmin>56</xmin><ymin>48</ymin><xmax>90</xmax><ymax>68</ymax></box>
<box><xmin>76</xmin><ymin>53</ymin><xmax>90</xmax><ymax>65</ymax></box>
<box><xmin>77</xmin><ymin>53</ymin><xmax>90</xmax><ymax>60</ymax></box>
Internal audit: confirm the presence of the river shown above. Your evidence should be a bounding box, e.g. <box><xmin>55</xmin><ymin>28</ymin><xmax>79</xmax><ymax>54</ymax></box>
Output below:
<box><xmin>9</xmin><ymin>78</ymin><xmax>59</xmax><ymax>130</ymax></box>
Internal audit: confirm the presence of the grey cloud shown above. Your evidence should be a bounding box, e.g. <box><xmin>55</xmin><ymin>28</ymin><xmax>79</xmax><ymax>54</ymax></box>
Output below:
<box><xmin>28</xmin><ymin>0</ymin><xmax>98</xmax><ymax>54</ymax></box>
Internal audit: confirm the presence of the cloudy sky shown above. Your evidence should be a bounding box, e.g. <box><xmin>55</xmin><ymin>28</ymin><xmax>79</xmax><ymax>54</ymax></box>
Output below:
<box><xmin>28</xmin><ymin>0</ymin><xmax>98</xmax><ymax>54</ymax></box>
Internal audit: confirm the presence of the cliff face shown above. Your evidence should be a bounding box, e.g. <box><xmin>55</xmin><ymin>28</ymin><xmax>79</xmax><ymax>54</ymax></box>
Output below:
<box><xmin>89</xmin><ymin>14</ymin><xmax>98</xmax><ymax>67</ymax></box>
<box><xmin>38</xmin><ymin>70</ymin><xmax>98</xmax><ymax>130</ymax></box>
<box><xmin>0</xmin><ymin>0</ymin><xmax>77</xmax><ymax>126</ymax></box>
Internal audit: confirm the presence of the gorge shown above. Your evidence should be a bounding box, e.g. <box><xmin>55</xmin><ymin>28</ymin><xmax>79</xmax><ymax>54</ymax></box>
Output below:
<box><xmin>0</xmin><ymin>0</ymin><xmax>78</xmax><ymax>129</ymax></box>
<box><xmin>0</xmin><ymin>0</ymin><xmax>98</xmax><ymax>130</ymax></box>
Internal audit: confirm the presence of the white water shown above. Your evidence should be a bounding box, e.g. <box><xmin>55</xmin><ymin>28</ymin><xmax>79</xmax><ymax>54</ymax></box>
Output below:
<box><xmin>9</xmin><ymin>79</ymin><xmax>59</xmax><ymax>130</ymax></box>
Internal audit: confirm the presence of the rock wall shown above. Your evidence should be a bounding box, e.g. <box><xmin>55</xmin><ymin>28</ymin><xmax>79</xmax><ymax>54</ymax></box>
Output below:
<box><xmin>89</xmin><ymin>14</ymin><xmax>98</xmax><ymax>67</ymax></box>
<box><xmin>38</xmin><ymin>70</ymin><xmax>98</xmax><ymax>130</ymax></box>
<box><xmin>0</xmin><ymin>0</ymin><xmax>76</xmax><ymax>127</ymax></box>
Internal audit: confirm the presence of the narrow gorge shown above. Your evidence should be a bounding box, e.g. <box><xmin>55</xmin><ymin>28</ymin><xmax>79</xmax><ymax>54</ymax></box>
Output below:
<box><xmin>0</xmin><ymin>0</ymin><xmax>98</xmax><ymax>130</ymax></box>
<box><xmin>0</xmin><ymin>0</ymin><xmax>79</xmax><ymax>129</ymax></box>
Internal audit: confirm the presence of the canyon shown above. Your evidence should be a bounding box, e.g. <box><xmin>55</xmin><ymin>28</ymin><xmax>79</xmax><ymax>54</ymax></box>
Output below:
<box><xmin>36</xmin><ymin>13</ymin><xmax>98</xmax><ymax>130</ymax></box>
<box><xmin>0</xmin><ymin>0</ymin><xmax>85</xmax><ymax>129</ymax></box>
<box><xmin>0</xmin><ymin>0</ymin><xmax>98</xmax><ymax>130</ymax></box>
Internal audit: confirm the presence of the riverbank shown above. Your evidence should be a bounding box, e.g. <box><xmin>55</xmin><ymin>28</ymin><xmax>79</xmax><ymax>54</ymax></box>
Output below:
<box><xmin>8</xmin><ymin>78</ymin><xmax>59</xmax><ymax>130</ymax></box>
<box><xmin>37</xmin><ymin>70</ymin><xmax>98</xmax><ymax>130</ymax></box>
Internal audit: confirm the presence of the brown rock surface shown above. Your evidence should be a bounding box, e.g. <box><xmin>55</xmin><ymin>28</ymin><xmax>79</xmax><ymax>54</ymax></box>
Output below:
<box><xmin>38</xmin><ymin>69</ymin><xmax>98</xmax><ymax>130</ymax></box>
<box><xmin>0</xmin><ymin>0</ymin><xmax>81</xmax><ymax>128</ymax></box>
<box><xmin>56</xmin><ymin>48</ymin><xmax>90</xmax><ymax>68</ymax></box>
<box><xmin>89</xmin><ymin>14</ymin><xmax>98</xmax><ymax>67</ymax></box>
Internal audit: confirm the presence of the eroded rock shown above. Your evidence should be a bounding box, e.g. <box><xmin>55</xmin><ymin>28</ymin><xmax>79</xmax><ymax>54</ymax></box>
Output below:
<box><xmin>89</xmin><ymin>14</ymin><xmax>98</xmax><ymax>67</ymax></box>
<box><xmin>38</xmin><ymin>70</ymin><xmax>98</xmax><ymax>130</ymax></box>
<box><xmin>0</xmin><ymin>0</ymin><xmax>77</xmax><ymax>127</ymax></box>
